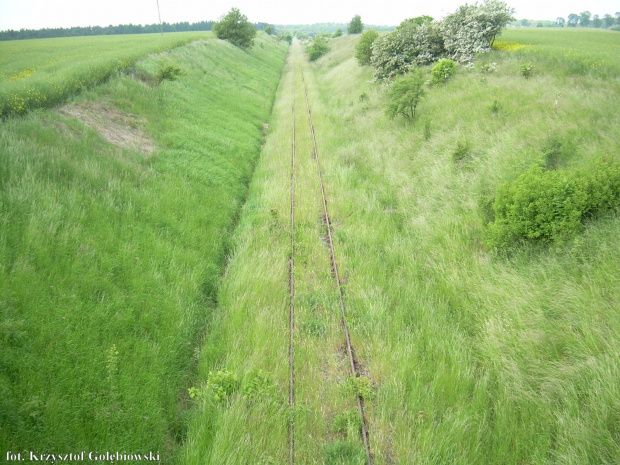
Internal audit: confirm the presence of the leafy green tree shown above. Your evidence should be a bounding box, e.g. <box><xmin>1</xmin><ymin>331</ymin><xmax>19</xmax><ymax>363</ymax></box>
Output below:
<box><xmin>603</xmin><ymin>14</ymin><xmax>615</xmax><ymax>28</ymax></box>
<box><xmin>579</xmin><ymin>11</ymin><xmax>591</xmax><ymax>27</ymax></box>
<box><xmin>556</xmin><ymin>17</ymin><xmax>565</xmax><ymax>27</ymax></box>
<box><xmin>213</xmin><ymin>8</ymin><xmax>256</xmax><ymax>49</ymax></box>
<box><xmin>279</xmin><ymin>32</ymin><xmax>293</xmax><ymax>44</ymax></box>
<box><xmin>264</xmin><ymin>26</ymin><xmax>273</xmax><ymax>35</ymax></box>
<box><xmin>307</xmin><ymin>37</ymin><xmax>330</xmax><ymax>61</ymax></box>
<box><xmin>386</xmin><ymin>70</ymin><xmax>426</xmax><ymax>119</ymax></box>
<box><xmin>592</xmin><ymin>15</ymin><xmax>602</xmax><ymax>28</ymax></box>
<box><xmin>370</xmin><ymin>21</ymin><xmax>444</xmax><ymax>80</ymax></box>
<box><xmin>398</xmin><ymin>16</ymin><xmax>434</xmax><ymax>28</ymax></box>
<box><xmin>354</xmin><ymin>29</ymin><xmax>379</xmax><ymax>66</ymax></box>
<box><xmin>333</xmin><ymin>28</ymin><xmax>343</xmax><ymax>37</ymax></box>
<box><xmin>441</xmin><ymin>0</ymin><xmax>514</xmax><ymax>62</ymax></box>
<box><xmin>348</xmin><ymin>15</ymin><xmax>364</xmax><ymax>34</ymax></box>
<box><xmin>476</xmin><ymin>0</ymin><xmax>516</xmax><ymax>47</ymax></box>
<box><xmin>567</xmin><ymin>13</ymin><xmax>579</xmax><ymax>27</ymax></box>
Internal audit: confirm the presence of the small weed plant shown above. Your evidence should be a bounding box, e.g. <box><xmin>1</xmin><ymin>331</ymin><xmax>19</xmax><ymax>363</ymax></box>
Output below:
<box><xmin>490</xmin><ymin>99</ymin><xmax>503</xmax><ymax>113</ymax></box>
<box><xmin>347</xmin><ymin>375</ymin><xmax>375</xmax><ymax>402</ymax></box>
<box><xmin>520</xmin><ymin>62</ymin><xmax>534</xmax><ymax>78</ymax></box>
<box><xmin>481</xmin><ymin>62</ymin><xmax>497</xmax><ymax>73</ymax></box>
<box><xmin>243</xmin><ymin>369</ymin><xmax>278</xmax><ymax>402</ymax></box>
<box><xmin>452</xmin><ymin>140</ymin><xmax>473</xmax><ymax>163</ymax></box>
<box><xmin>206</xmin><ymin>370</ymin><xmax>240</xmax><ymax>403</ymax></box>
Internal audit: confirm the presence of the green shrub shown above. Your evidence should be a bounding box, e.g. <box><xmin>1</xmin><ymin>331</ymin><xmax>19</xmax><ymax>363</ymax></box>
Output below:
<box><xmin>431</xmin><ymin>59</ymin><xmax>457</xmax><ymax>84</ymax></box>
<box><xmin>346</xmin><ymin>375</ymin><xmax>375</xmax><ymax>401</ymax></box>
<box><xmin>307</xmin><ymin>37</ymin><xmax>330</xmax><ymax>61</ymax></box>
<box><xmin>386</xmin><ymin>69</ymin><xmax>426</xmax><ymax>120</ymax></box>
<box><xmin>156</xmin><ymin>64</ymin><xmax>184</xmax><ymax>84</ymax></box>
<box><xmin>280</xmin><ymin>32</ymin><xmax>293</xmax><ymax>44</ymax></box>
<box><xmin>484</xmin><ymin>163</ymin><xmax>620</xmax><ymax>249</ymax></box>
<box><xmin>520</xmin><ymin>62</ymin><xmax>534</xmax><ymax>78</ymax></box>
<box><xmin>206</xmin><ymin>370</ymin><xmax>240</xmax><ymax>403</ymax></box>
<box><xmin>333</xmin><ymin>28</ymin><xmax>343</xmax><ymax>38</ymax></box>
<box><xmin>243</xmin><ymin>369</ymin><xmax>277</xmax><ymax>402</ymax></box>
<box><xmin>354</xmin><ymin>29</ymin><xmax>379</xmax><ymax>66</ymax></box>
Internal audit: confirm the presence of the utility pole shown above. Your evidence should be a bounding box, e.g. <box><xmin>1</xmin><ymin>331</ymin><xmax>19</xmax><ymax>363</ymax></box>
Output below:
<box><xmin>157</xmin><ymin>0</ymin><xmax>164</xmax><ymax>36</ymax></box>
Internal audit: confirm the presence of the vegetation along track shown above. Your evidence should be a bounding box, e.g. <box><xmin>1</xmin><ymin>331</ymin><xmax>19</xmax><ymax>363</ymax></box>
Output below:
<box><xmin>288</xmin><ymin>45</ymin><xmax>372</xmax><ymax>464</ymax></box>
<box><xmin>289</xmin><ymin>65</ymin><xmax>296</xmax><ymax>465</ymax></box>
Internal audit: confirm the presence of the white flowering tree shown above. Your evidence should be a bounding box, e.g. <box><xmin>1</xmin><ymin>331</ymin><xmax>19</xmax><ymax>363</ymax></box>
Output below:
<box><xmin>369</xmin><ymin>0</ymin><xmax>514</xmax><ymax>79</ymax></box>
<box><xmin>442</xmin><ymin>1</ymin><xmax>514</xmax><ymax>63</ymax></box>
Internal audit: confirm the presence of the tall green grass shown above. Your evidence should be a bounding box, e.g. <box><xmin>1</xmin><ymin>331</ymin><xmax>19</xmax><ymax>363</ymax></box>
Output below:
<box><xmin>0</xmin><ymin>33</ymin><xmax>286</xmax><ymax>460</ymax></box>
<box><xmin>299</xmin><ymin>32</ymin><xmax>620</xmax><ymax>463</ymax></box>
<box><xmin>180</xmin><ymin>41</ymin><xmax>370</xmax><ymax>465</ymax></box>
<box><xmin>0</xmin><ymin>32</ymin><xmax>212</xmax><ymax>117</ymax></box>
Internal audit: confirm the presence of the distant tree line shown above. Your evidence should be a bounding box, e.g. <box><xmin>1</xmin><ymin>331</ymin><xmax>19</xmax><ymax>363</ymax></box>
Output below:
<box><xmin>275</xmin><ymin>23</ymin><xmax>394</xmax><ymax>37</ymax></box>
<box><xmin>560</xmin><ymin>12</ymin><xmax>620</xmax><ymax>28</ymax></box>
<box><xmin>514</xmin><ymin>12</ymin><xmax>620</xmax><ymax>29</ymax></box>
<box><xmin>0</xmin><ymin>21</ymin><xmax>276</xmax><ymax>41</ymax></box>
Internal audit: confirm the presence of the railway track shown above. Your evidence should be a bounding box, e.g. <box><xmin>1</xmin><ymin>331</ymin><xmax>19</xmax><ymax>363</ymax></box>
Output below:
<box><xmin>289</xmin><ymin>67</ymin><xmax>296</xmax><ymax>465</ymax></box>
<box><xmin>288</xmin><ymin>49</ymin><xmax>372</xmax><ymax>465</ymax></box>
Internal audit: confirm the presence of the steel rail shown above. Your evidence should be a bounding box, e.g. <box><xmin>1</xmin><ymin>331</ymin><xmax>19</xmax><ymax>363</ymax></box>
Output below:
<box><xmin>300</xmin><ymin>70</ymin><xmax>373</xmax><ymax>465</ymax></box>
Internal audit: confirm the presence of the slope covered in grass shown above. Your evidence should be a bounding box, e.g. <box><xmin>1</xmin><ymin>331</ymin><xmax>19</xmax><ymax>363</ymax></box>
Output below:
<box><xmin>296</xmin><ymin>31</ymin><xmax>619</xmax><ymax>463</ymax></box>
<box><xmin>0</xmin><ymin>33</ymin><xmax>286</xmax><ymax>459</ymax></box>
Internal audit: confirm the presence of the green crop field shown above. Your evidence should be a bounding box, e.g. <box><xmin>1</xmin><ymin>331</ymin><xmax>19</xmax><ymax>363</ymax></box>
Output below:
<box><xmin>0</xmin><ymin>32</ymin><xmax>212</xmax><ymax>117</ymax></box>
<box><xmin>496</xmin><ymin>27</ymin><xmax>620</xmax><ymax>76</ymax></box>
<box><xmin>1</xmin><ymin>22</ymin><xmax>619</xmax><ymax>465</ymax></box>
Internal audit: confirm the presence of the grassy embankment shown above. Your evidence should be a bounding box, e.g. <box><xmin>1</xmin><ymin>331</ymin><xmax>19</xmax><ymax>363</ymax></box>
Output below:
<box><xmin>183</xmin><ymin>28</ymin><xmax>619</xmax><ymax>464</ymax></box>
<box><xmin>0</xmin><ymin>32</ymin><xmax>212</xmax><ymax>117</ymax></box>
<box><xmin>303</xmin><ymin>29</ymin><xmax>620</xmax><ymax>464</ymax></box>
<box><xmin>0</xmin><ymin>33</ymin><xmax>287</xmax><ymax>459</ymax></box>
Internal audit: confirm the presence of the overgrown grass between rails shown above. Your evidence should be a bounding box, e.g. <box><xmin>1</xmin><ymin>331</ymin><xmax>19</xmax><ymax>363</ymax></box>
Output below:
<box><xmin>0</xmin><ymin>32</ymin><xmax>212</xmax><ymax>117</ymax></box>
<box><xmin>304</xmin><ymin>32</ymin><xmax>620</xmax><ymax>463</ymax></box>
<box><xmin>180</xmin><ymin>40</ymin><xmax>368</xmax><ymax>464</ymax></box>
<box><xmin>0</xmin><ymin>33</ymin><xmax>286</xmax><ymax>460</ymax></box>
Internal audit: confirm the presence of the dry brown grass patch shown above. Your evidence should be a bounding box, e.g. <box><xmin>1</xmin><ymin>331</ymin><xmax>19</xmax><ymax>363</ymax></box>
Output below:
<box><xmin>60</xmin><ymin>101</ymin><xmax>155</xmax><ymax>154</ymax></box>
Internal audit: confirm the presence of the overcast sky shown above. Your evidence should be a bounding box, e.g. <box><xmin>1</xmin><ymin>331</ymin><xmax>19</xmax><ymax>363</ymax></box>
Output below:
<box><xmin>0</xmin><ymin>0</ymin><xmax>618</xmax><ymax>31</ymax></box>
